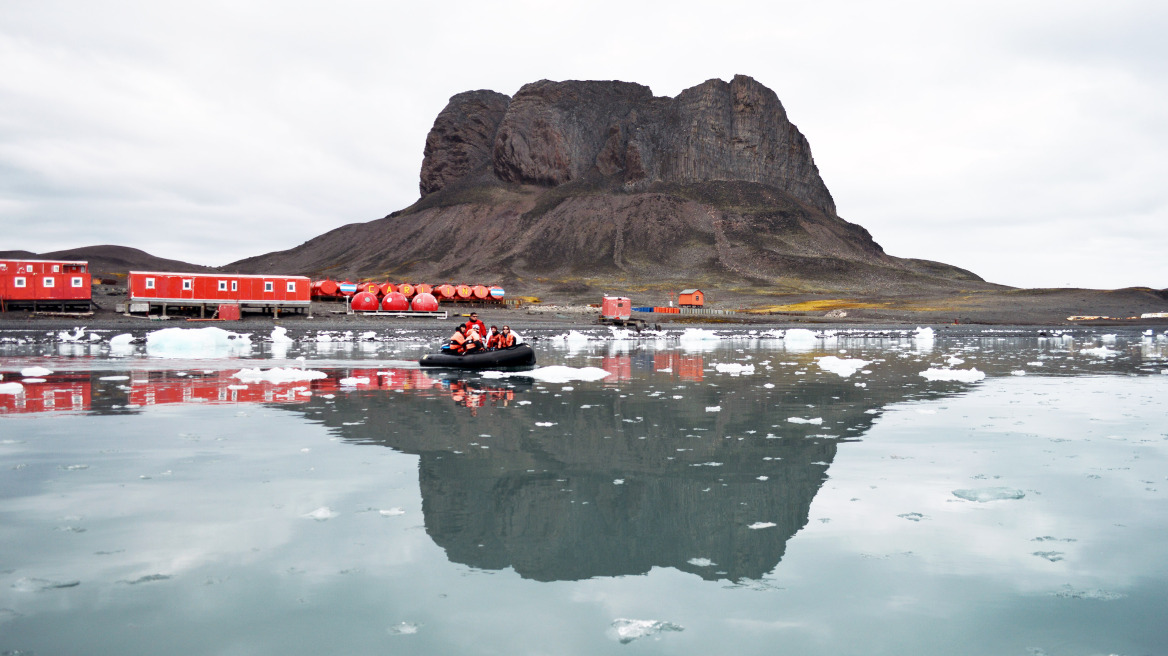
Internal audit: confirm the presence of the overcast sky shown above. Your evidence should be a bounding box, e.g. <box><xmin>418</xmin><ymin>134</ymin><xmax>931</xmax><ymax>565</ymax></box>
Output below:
<box><xmin>2</xmin><ymin>0</ymin><xmax>1165</xmax><ymax>289</ymax></box>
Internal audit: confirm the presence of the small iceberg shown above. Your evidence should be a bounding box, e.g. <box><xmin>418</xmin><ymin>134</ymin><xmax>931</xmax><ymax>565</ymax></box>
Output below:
<box><xmin>610</xmin><ymin>618</ymin><xmax>684</xmax><ymax>644</ymax></box>
<box><xmin>921</xmin><ymin>367</ymin><xmax>985</xmax><ymax>382</ymax></box>
<box><xmin>816</xmin><ymin>356</ymin><xmax>871</xmax><ymax>378</ymax></box>
<box><xmin>952</xmin><ymin>487</ymin><xmax>1026</xmax><ymax>502</ymax></box>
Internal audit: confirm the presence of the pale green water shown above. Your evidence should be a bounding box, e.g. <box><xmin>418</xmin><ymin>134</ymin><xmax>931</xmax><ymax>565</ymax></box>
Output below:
<box><xmin>1</xmin><ymin>327</ymin><xmax>1166</xmax><ymax>654</ymax></box>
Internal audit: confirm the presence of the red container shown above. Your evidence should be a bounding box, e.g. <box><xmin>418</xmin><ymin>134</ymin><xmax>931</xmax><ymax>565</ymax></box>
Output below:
<box><xmin>1</xmin><ymin>259</ymin><xmax>91</xmax><ymax>305</ymax></box>
<box><xmin>381</xmin><ymin>291</ymin><xmax>409</xmax><ymax>311</ymax></box>
<box><xmin>472</xmin><ymin>285</ymin><xmax>489</xmax><ymax>299</ymax></box>
<box><xmin>350</xmin><ymin>291</ymin><xmax>379</xmax><ymax>312</ymax></box>
<box><xmin>436</xmin><ymin>284</ymin><xmax>456</xmax><ymax>299</ymax></box>
<box><xmin>359</xmin><ymin>282</ymin><xmax>380</xmax><ymax>295</ymax></box>
<box><xmin>317</xmin><ymin>280</ymin><xmax>339</xmax><ymax>296</ymax></box>
<box><xmin>416</xmin><ymin>283</ymin><xmax>433</xmax><ymax>295</ymax></box>
<box><xmin>217</xmin><ymin>304</ymin><xmax>241</xmax><ymax>320</ymax></box>
<box><xmin>128</xmin><ymin>271</ymin><xmax>310</xmax><ymax>307</ymax></box>
<box><xmin>410</xmin><ymin>292</ymin><xmax>439</xmax><ymax>312</ymax></box>
<box><xmin>380</xmin><ymin>282</ymin><xmax>396</xmax><ymax>295</ymax></box>
<box><xmin>456</xmin><ymin>284</ymin><xmax>472</xmax><ymax>299</ymax></box>
<box><xmin>399</xmin><ymin>283</ymin><xmax>415</xmax><ymax>298</ymax></box>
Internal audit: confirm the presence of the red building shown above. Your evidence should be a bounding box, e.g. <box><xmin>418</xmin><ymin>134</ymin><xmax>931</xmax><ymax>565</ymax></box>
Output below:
<box><xmin>0</xmin><ymin>259</ymin><xmax>91</xmax><ymax>311</ymax></box>
<box><xmin>128</xmin><ymin>271</ymin><xmax>311</xmax><ymax>316</ymax></box>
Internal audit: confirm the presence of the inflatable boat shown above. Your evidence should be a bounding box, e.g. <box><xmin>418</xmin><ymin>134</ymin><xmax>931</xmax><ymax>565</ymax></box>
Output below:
<box><xmin>419</xmin><ymin>344</ymin><xmax>536</xmax><ymax>370</ymax></box>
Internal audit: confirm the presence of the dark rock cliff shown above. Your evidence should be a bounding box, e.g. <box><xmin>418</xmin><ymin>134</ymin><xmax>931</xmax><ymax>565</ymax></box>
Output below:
<box><xmin>228</xmin><ymin>75</ymin><xmax>994</xmax><ymax>299</ymax></box>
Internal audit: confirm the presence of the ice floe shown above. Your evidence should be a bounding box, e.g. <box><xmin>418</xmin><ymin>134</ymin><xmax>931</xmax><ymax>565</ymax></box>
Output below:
<box><xmin>816</xmin><ymin>355</ymin><xmax>871</xmax><ymax>378</ymax></box>
<box><xmin>0</xmin><ymin>382</ymin><xmax>24</xmax><ymax>395</ymax></box>
<box><xmin>748</xmin><ymin>522</ymin><xmax>777</xmax><ymax>529</ymax></box>
<box><xmin>952</xmin><ymin>487</ymin><xmax>1026</xmax><ymax>502</ymax></box>
<box><xmin>610</xmin><ymin>618</ymin><xmax>684</xmax><ymax>644</ymax></box>
<box><xmin>304</xmin><ymin>507</ymin><xmax>338</xmax><ymax>521</ymax></box>
<box><xmin>920</xmin><ymin>367</ymin><xmax>986</xmax><ymax>382</ymax></box>
<box><xmin>484</xmin><ymin>365</ymin><xmax>610</xmax><ymax>383</ymax></box>
<box><xmin>146</xmin><ymin>327</ymin><xmax>252</xmax><ymax>358</ymax></box>
<box><xmin>787</xmin><ymin>417</ymin><xmax>823</xmax><ymax>424</ymax></box>
<box><xmin>21</xmin><ymin>366</ymin><xmax>53</xmax><ymax>377</ymax></box>
<box><xmin>714</xmin><ymin>362</ymin><xmax>755</xmax><ymax>375</ymax></box>
<box><xmin>233</xmin><ymin>368</ymin><xmax>328</xmax><ymax>383</ymax></box>
<box><xmin>1081</xmin><ymin>346</ymin><xmax>1118</xmax><ymax>358</ymax></box>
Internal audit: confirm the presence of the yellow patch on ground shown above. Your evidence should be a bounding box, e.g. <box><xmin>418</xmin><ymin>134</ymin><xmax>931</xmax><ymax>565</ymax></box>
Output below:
<box><xmin>745</xmin><ymin>299</ymin><xmax>889</xmax><ymax>314</ymax></box>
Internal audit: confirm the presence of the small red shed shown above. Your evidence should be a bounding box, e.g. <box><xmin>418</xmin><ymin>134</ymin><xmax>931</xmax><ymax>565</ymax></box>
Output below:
<box><xmin>678</xmin><ymin>289</ymin><xmax>705</xmax><ymax>308</ymax></box>
<box><xmin>128</xmin><ymin>271</ymin><xmax>311</xmax><ymax>317</ymax></box>
<box><xmin>0</xmin><ymin>259</ymin><xmax>92</xmax><ymax>311</ymax></box>
<box><xmin>601</xmin><ymin>296</ymin><xmax>632</xmax><ymax>321</ymax></box>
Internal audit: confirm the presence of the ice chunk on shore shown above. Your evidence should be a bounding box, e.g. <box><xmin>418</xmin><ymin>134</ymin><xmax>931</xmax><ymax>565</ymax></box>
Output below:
<box><xmin>233</xmin><ymin>368</ymin><xmax>328</xmax><ymax>383</ymax></box>
<box><xmin>816</xmin><ymin>356</ymin><xmax>872</xmax><ymax>378</ymax></box>
<box><xmin>921</xmin><ymin>367</ymin><xmax>985</xmax><ymax>382</ymax></box>
<box><xmin>610</xmin><ymin>619</ymin><xmax>684</xmax><ymax>644</ymax></box>
<box><xmin>270</xmin><ymin>326</ymin><xmax>294</xmax><ymax>344</ymax></box>
<box><xmin>952</xmin><ymin>487</ymin><xmax>1026</xmax><ymax>502</ymax></box>
<box><xmin>146</xmin><ymin>327</ymin><xmax>252</xmax><ymax>358</ymax></box>
<box><xmin>21</xmin><ymin>366</ymin><xmax>53</xmax><ymax>377</ymax></box>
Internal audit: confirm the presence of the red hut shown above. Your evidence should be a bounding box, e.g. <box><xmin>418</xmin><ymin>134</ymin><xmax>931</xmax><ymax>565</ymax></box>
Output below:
<box><xmin>678</xmin><ymin>289</ymin><xmax>705</xmax><ymax>307</ymax></box>
<box><xmin>601</xmin><ymin>296</ymin><xmax>632</xmax><ymax>321</ymax></box>
<box><xmin>128</xmin><ymin>271</ymin><xmax>310</xmax><ymax>317</ymax></box>
<box><xmin>0</xmin><ymin>259</ymin><xmax>92</xmax><ymax>311</ymax></box>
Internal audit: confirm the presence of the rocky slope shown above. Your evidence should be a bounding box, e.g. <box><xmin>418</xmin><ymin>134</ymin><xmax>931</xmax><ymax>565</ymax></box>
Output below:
<box><xmin>229</xmin><ymin>75</ymin><xmax>997</xmax><ymax>301</ymax></box>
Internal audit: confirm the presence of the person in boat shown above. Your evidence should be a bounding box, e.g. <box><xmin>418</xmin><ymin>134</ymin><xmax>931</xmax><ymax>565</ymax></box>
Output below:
<box><xmin>446</xmin><ymin>325</ymin><xmax>469</xmax><ymax>353</ymax></box>
<box><xmin>498</xmin><ymin>325</ymin><xmax>516</xmax><ymax>348</ymax></box>
<box><xmin>464</xmin><ymin>312</ymin><xmax>486</xmax><ymax>339</ymax></box>
<box><xmin>486</xmin><ymin>325</ymin><xmax>501</xmax><ymax>350</ymax></box>
<box><xmin>462</xmin><ymin>325</ymin><xmax>486</xmax><ymax>354</ymax></box>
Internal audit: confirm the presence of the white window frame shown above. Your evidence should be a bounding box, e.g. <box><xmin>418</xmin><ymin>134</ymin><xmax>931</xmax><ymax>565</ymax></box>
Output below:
<box><xmin>43</xmin><ymin>276</ymin><xmax>55</xmax><ymax>288</ymax></box>
<box><xmin>218</xmin><ymin>280</ymin><xmax>228</xmax><ymax>292</ymax></box>
<box><xmin>286</xmin><ymin>281</ymin><xmax>296</xmax><ymax>293</ymax></box>
<box><xmin>182</xmin><ymin>279</ymin><xmax>192</xmax><ymax>291</ymax></box>
<box><xmin>264</xmin><ymin>281</ymin><xmax>274</xmax><ymax>292</ymax></box>
<box><xmin>52</xmin><ymin>265</ymin><xmax>60</xmax><ymax>272</ymax></box>
<box><xmin>145</xmin><ymin>277</ymin><xmax>155</xmax><ymax>289</ymax></box>
<box><xmin>14</xmin><ymin>276</ymin><xmax>26</xmax><ymax>288</ymax></box>
<box><xmin>0</xmin><ymin>263</ymin><xmax>6</xmax><ymax>271</ymax></box>
<box><xmin>231</xmin><ymin>281</ymin><xmax>238</xmax><ymax>292</ymax></box>
<box><xmin>71</xmin><ymin>277</ymin><xmax>84</xmax><ymax>288</ymax></box>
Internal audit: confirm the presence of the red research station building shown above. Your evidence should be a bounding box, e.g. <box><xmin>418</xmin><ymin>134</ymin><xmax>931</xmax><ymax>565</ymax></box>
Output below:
<box><xmin>128</xmin><ymin>271</ymin><xmax>311</xmax><ymax>317</ymax></box>
<box><xmin>0</xmin><ymin>259</ymin><xmax>92</xmax><ymax>312</ymax></box>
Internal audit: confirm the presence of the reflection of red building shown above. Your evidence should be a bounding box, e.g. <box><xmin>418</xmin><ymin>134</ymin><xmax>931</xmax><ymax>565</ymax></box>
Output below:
<box><xmin>601</xmin><ymin>356</ymin><xmax>632</xmax><ymax>381</ymax></box>
<box><xmin>0</xmin><ymin>374</ymin><xmax>91</xmax><ymax>414</ymax></box>
<box><xmin>653</xmin><ymin>353</ymin><xmax>704</xmax><ymax>381</ymax></box>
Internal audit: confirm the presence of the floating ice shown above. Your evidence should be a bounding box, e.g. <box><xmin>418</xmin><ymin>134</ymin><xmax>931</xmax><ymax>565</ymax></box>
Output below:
<box><xmin>388</xmin><ymin>622</ymin><xmax>420</xmax><ymax>635</ymax></box>
<box><xmin>379</xmin><ymin>508</ymin><xmax>405</xmax><ymax>517</ymax></box>
<box><xmin>146</xmin><ymin>327</ymin><xmax>252</xmax><ymax>358</ymax></box>
<box><xmin>535</xmin><ymin>422</ymin><xmax>557</xmax><ymax>427</ymax></box>
<box><xmin>787</xmin><ymin>417</ymin><xmax>823</xmax><ymax>424</ymax></box>
<box><xmin>816</xmin><ymin>356</ymin><xmax>871</xmax><ymax>378</ymax></box>
<box><xmin>1081</xmin><ymin>346</ymin><xmax>1118</xmax><ymax>358</ymax></box>
<box><xmin>952</xmin><ymin>487</ymin><xmax>1026</xmax><ymax>502</ymax></box>
<box><xmin>98</xmin><ymin>375</ymin><xmax>130</xmax><ymax>381</ymax></box>
<box><xmin>0</xmin><ymin>382</ymin><xmax>24</xmax><ymax>395</ymax></box>
<box><xmin>270</xmin><ymin>326</ymin><xmax>294</xmax><ymax>344</ymax></box>
<box><xmin>687</xmin><ymin>558</ymin><xmax>715</xmax><ymax>567</ymax></box>
<box><xmin>109</xmin><ymin>333</ymin><xmax>134</xmax><ymax>352</ymax></box>
<box><xmin>610</xmin><ymin>619</ymin><xmax>684</xmax><ymax>644</ymax></box>
<box><xmin>57</xmin><ymin>327</ymin><xmax>87</xmax><ymax>342</ymax></box>
<box><xmin>913</xmin><ymin>326</ymin><xmax>935</xmax><ymax>344</ymax></box>
<box><xmin>678</xmin><ymin>328</ymin><xmax>721</xmax><ymax>342</ymax></box>
<box><xmin>233</xmin><ymin>368</ymin><xmax>328</xmax><ymax>383</ymax></box>
<box><xmin>339</xmin><ymin>377</ymin><xmax>370</xmax><ymax>386</ymax></box>
<box><xmin>783</xmin><ymin>328</ymin><xmax>818</xmax><ymax>351</ymax></box>
<box><xmin>921</xmin><ymin>368</ymin><xmax>986</xmax><ymax>382</ymax></box>
<box><xmin>304</xmin><ymin>507</ymin><xmax>338</xmax><ymax>521</ymax></box>
<box><xmin>714</xmin><ymin>362</ymin><xmax>755</xmax><ymax>375</ymax></box>
<box><xmin>21</xmin><ymin>366</ymin><xmax>53</xmax><ymax>377</ymax></box>
<box><xmin>520</xmin><ymin>366</ymin><xmax>610</xmax><ymax>383</ymax></box>
<box><xmin>705</xmin><ymin>406</ymin><xmax>722</xmax><ymax>412</ymax></box>
<box><xmin>748</xmin><ymin>522</ymin><xmax>777</xmax><ymax>529</ymax></box>
<box><xmin>23</xmin><ymin>378</ymin><xmax>46</xmax><ymax>383</ymax></box>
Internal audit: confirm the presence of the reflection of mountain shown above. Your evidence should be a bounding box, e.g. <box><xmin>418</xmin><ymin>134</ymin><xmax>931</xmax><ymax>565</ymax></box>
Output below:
<box><xmin>304</xmin><ymin>355</ymin><xmax>967</xmax><ymax>582</ymax></box>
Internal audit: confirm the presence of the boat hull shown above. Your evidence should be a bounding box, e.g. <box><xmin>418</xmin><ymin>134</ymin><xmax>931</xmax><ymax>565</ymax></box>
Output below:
<box><xmin>419</xmin><ymin>344</ymin><xmax>536</xmax><ymax>370</ymax></box>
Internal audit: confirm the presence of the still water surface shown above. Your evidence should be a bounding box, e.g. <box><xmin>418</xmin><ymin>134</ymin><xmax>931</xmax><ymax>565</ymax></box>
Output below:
<box><xmin>1</xmin><ymin>326</ymin><xmax>1166</xmax><ymax>655</ymax></box>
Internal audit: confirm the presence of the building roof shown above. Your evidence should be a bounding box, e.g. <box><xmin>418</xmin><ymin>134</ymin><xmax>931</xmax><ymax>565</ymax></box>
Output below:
<box><xmin>679</xmin><ymin>289</ymin><xmax>701</xmax><ymax>294</ymax></box>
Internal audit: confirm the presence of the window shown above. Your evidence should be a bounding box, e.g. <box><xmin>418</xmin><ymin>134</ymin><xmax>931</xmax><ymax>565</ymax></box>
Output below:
<box><xmin>218</xmin><ymin>280</ymin><xmax>228</xmax><ymax>291</ymax></box>
<box><xmin>286</xmin><ymin>281</ymin><xmax>296</xmax><ymax>293</ymax></box>
<box><xmin>43</xmin><ymin>277</ymin><xmax>55</xmax><ymax>288</ymax></box>
<box><xmin>145</xmin><ymin>278</ymin><xmax>155</xmax><ymax>289</ymax></box>
<box><xmin>231</xmin><ymin>281</ymin><xmax>238</xmax><ymax>292</ymax></box>
<box><xmin>14</xmin><ymin>277</ymin><xmax>25</xmax><ymax>288</ymax></box>
<box><xmin>264</xmin><ymin>281</ymin><xmax>273</xmax><ymax>292</ymax></box>
<box><xmin>52</xmin><ymin>265</ymin><xmax>60</xmax><ymax>272</ymax></box>
<box><xmin>0</xmin><ymin>263</ymin><xmax>6</xmax><ymax>271</ymax></box>
<box><xmin>183</xmin><ymin>279</ymin><xmax>192</xmax><ymax>291</ymax></box>
<box><xmin>71</xmin><ymin>277</ymin><xmax>84</xmax><ymax>288</ymax></box>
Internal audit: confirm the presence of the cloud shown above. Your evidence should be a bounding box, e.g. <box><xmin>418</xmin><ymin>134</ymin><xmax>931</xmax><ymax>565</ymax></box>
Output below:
<box><xmin>1</xmin><ymin>0</ymin><xmax>1165</xmax><ymax>287</ymax></box>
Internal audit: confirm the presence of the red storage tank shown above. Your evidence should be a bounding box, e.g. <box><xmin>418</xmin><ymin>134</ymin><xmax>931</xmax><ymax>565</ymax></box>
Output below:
<box><xmin>360</xmin><ymin>282</ymin><xmax>380</xmax><ymax>295</ymax></box>
<box><xmin>489</xmin><ymin>286</ymin><xmax>505</xmax><ymax>299</ymax></box>
<box><xmin>350</xmin><ymin>291</ymin><xmax>379</xmax><ymax>312</ymax></box>
<box><xmin>472</xmin><ymin>285</ymin><xmax>489</xmax><ymax>299</ymax></box>
<box><xmin>399</xmin><ymin>283</ymin><xmax>415</xmax><ymax>298</ymax></box>
<box><xmin>381</xmin><ymin>291</ymin><xmax>409</xmax><ymax>311</ymax></box>
<box><xmin>436</xmin><ymin>284</ymin><xmax>455</xmax><ymax>299</ymax></box>
<box><xmin>456</xmin><ymin>284</ymin><xmax>472</xmax><ymax>299</ymax></box>
<box><xmin>380</xmin><ymin>282</ymin><xmax>396</xmax><ymax>295</ymax></box>
<box><xmin>317</xmin><ymin>280</ymin><xmax>339</xmax><ymax>296</ymax></box>
<box><xmin>411</xmin><ymin>292</ymin><xmax>439</xmax><ymax>312</ymax></box>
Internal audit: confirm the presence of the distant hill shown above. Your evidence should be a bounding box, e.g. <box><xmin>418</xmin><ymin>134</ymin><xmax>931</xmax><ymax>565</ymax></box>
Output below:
<box><xmin>0</xmin><ymin>245</ymin><xmax>212</xmax><ymax>278</ymax></box>
<box><xmin>228</xmin><ymin>75</ymin><xmax>1002</xmax><ymax>302</ymax></box>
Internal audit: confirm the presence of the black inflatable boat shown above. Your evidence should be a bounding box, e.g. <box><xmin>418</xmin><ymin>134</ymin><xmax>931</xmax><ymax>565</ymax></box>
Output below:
<box><xmin>419</xmin><ymin>344</ymin><xmax>536</xmax><ymax>369</ymax></box>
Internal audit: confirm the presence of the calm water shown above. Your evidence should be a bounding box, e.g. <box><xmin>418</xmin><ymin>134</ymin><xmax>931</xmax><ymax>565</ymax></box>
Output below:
<box><xmin>1</xmin><ymin>326</ymin><xmax>1167</xmax><ymax>655</ymax></box>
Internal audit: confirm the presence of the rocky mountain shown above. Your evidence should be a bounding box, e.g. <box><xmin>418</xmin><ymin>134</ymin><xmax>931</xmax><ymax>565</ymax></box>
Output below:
<box><xmin>0</xmin><ymin>245</ymin><xmax>211</xmax><ymax>279</ymax></box>
<box><xmin>230</xmin><ymin>75</ymin><xmax>995</xmax><ymax>301</ymax></box>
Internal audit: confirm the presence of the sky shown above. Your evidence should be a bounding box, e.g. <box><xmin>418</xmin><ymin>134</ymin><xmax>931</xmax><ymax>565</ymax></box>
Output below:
<box><xmin>1</xmin><ymin>0</ymin><xmax>1165</xmax><ymax>289</ymax></box>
